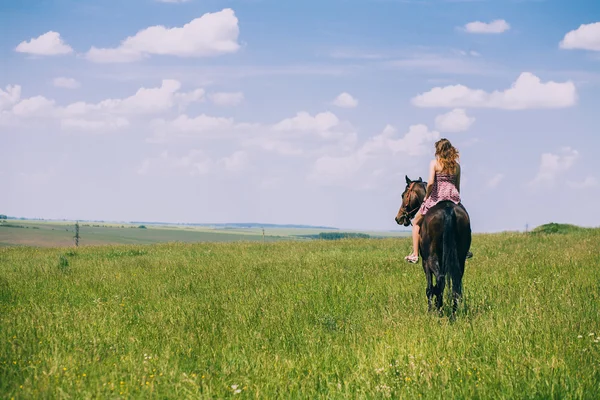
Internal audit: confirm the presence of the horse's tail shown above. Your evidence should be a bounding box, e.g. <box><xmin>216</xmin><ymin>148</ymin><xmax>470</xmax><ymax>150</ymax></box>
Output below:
<box><xmin>442</xmin><ymin>204</ymin><xmax>459</xmax><ymax>286</ymax></box>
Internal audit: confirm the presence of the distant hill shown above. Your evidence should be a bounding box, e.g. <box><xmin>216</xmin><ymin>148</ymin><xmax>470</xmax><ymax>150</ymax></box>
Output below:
<box><xmin>3</xmin><ymin>217</ymin><xmax>339</xmax><ymax>231</ymax></box>
<box><xmin>531</xmin><ymin>223</ymin><xmax>586</xmax><ymax>235</ymax></box>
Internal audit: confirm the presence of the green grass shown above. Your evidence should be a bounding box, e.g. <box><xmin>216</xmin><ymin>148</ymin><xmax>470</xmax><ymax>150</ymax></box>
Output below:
<box><xmin>1</xmin><ymin>229</ymin><xmax>599</xmax><ymax>398</ymax></box>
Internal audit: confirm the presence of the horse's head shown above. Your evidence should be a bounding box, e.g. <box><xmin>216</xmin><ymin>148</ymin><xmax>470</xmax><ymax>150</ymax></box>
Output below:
<box><xmin>395</xmin><ymin>175</ymin><xmax>427</xmax><ymax>226</ymax></box>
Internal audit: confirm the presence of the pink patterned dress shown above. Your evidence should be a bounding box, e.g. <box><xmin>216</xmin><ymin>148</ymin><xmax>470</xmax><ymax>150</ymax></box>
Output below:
<box><xmin>418</xmin><ymin>172</ymin><xmax>461</xmax><ymax>215</ymax></box>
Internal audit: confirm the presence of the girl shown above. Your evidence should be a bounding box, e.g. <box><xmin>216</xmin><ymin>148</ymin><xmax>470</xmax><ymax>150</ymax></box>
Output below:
<box><xmin>405</xmin><ymin>138</ymin><xmax>464</xmax><ymax>263</ymax></box>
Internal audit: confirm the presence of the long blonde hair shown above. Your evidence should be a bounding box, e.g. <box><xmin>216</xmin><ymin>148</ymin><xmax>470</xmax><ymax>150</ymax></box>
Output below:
<box><xmin>435</xmin><ymin>138</ymin><xmax>459</xmax><ymax>173</ymax></box>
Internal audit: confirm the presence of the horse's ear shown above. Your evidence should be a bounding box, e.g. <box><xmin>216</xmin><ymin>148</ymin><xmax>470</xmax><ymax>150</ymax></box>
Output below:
<box><xmin>418</xmin><ymin>177</ymin><xmax>422</xmax><ymax>182</ymax></box>
<box><xmin>405</xmin><ymin>175</ymin><xmax>411</xmax><ymax>185</ymax></box>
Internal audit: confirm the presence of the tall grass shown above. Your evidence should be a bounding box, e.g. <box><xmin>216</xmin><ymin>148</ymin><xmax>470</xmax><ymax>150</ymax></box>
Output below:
<box><xmin>1</xmin><ymin>230</ymin><xmax>599</xmax><ymax>398</ymax></box>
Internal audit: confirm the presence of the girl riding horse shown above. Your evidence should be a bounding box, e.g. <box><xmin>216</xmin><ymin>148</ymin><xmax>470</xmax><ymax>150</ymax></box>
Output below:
<box><xmin>405</xmin><ymin>138</ymin><xmax>470</xmax><ymax>263</ymax></box>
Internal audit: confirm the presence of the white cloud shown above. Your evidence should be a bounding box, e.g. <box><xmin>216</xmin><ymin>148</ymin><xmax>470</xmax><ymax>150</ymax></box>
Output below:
<box><xmin>175</xmin><ymin>88</ymin><xmax>205</xmax><ymax>110</ymax></box>
<box><xmin>273</xmin><ymin>111</ymin><xmax>340</xmax><ymax>135</ymax></box>
<box><xmin>3</xmin><ymin>80</ymin><xmax>207</xmax><ymax>134</ymax></box>
<box><xmin>309</xmin><ymin>154</ymin><xmax>364</xmax><ymax>185</ymax></box>
<box><xmin>463</xmin><ymin>19</ymin><xmax>510</xmax><ymax>34</ymax></box>
<box><xmin>0</xmin><ymin>85</ymin><xmax>22</xmax><ymax>111</ymax></box>
<box><xmin>332</xmin><ymin>92</ymin><xmax>358</xmax><ymax>108</ymax></box>
<box><xmin>221</xmin><ymin>150</ymin><xmax>249</xmax><ymax>172</ymax></box>
<box><xmin>209</xmin><ymin>91</ymin><xmax>244</xmax><ymax>106</ymax></box>
<box><xmin>12</xmin><ymin>96</ymin><xmax>57</xmax><ymax>117</ymax></box>
<box><xmin>531</xmin><ymin>147</ymin><xmax>579</xmax><ymax>186</ymax></box>
<box><xmin>62</xmin><ymin>79</ymin><xmax>205</xmax><ymax>117</ymax></box>
<box><xmin>147</xmin><ymin>113</ymin><xmax>238</xmax><ymax>143</ymax></box>
<box><xmin>568</xmin><ymin>176</ymin><xmax>598</xmax><ymax>189</ymax></box>
<box><xmin>245</xmin><ymin>138</ymin><xmax>304</xmax><ymax>156</ymax></box>
<box><xmin>137</xmin><ymin>149</ymin><xmax>249</xmax><ymax>177</ymax></box>
<box><xmin>15</xmin><ymin>31</ymin><xmax>73</xmax><ymax>55</ymax></box>
<box><xmin>53</xmin><ymin>77</ymin><xmax>80</xmax><ymax>89</ymax></box>
<box><xmin>386</xmin><ymin>124</ymin><xmax>440</xmax><ymax>157</ymax></box>
<box><xmin>164</xmin><ymin>114</ymin><xmax>235</xmax><ymax>132</ymax></box>
<box><xmin>487</xmin><ymin>173</ymin><xmax>504</xmax><ymax>189</ymax></box>
<box><xmin>148</xmin><ymin>109</ymin><xmax>355</xmax><ymax>149</ymax></box>
<box><xmin>434</xmin><ymin>108</ymin><xmax>475</xmax><ymax>132</ymax></box>
<box><xmin>308</xmin><ymin>123</ymin><xmax>439</xmax><ymax>186</ymax></box>
<box><xmin>559</xmin><ymin>22</ymin><xmax>600</xmax><ymax>51</ymax></box>
<box><xmin>138</xmin><ymin>150</ymin><xmax>213</xmax><ymax>176</ymax></box>
<box><xmin>85</xmin><ymin>8</ymin><xmax>240</xmax><ymax>63</ymax></box>
<box><xmin>255</xmin><ymin>112</ymin><xmax>356</xmax><ymax>155</ymax></box>
<box><xmin>412</xmin><ymin>72</ymin><xmax>577</xmax><ymax>110</ymax></box>
<box><xmin>93</xmin><ymin>79</ymin><xmax>183</xmax><ymax>115</ymax></box>
<box><xmin>61</xmin><ymin>117</ymin><xmax>130</xmax><ymax>131</ymax></box>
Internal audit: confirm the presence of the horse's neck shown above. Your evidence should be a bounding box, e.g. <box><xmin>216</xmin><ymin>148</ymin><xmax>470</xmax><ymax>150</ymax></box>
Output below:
<box><xmin>415</xmin><ymin>183</ymin><xmax>426</xmax><ymax>202</ymax></box>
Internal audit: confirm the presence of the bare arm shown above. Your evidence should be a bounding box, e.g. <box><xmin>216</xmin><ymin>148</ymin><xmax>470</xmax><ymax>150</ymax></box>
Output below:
<box><xmin>456</xmin><ymin>163</ymin><xmax>461</xmax><ymax>193</ymax></box>
<box><xmin>424</xmin><ymin>160</ymin><xmax>436</xmax><ymax>200</ymax></box>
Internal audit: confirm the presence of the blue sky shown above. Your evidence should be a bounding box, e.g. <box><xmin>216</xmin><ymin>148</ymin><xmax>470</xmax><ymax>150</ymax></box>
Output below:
<box><xmin>2</xmin><ymin>0</ymin><xmax>599</xmax><ymax>232</ymax></box>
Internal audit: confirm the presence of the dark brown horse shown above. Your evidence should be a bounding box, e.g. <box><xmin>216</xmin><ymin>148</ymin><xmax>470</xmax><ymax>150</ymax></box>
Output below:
<box><xmin>395</xmin><ymin>175</ymin><xmax>472</xmax><ymax>315</ymax></box>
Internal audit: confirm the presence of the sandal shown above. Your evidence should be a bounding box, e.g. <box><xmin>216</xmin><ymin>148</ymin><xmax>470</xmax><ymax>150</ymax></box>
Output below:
<box><xmin>405</xmin><ymin>254</ymin><xmax>419</xmax><ymax>264</ymax></box>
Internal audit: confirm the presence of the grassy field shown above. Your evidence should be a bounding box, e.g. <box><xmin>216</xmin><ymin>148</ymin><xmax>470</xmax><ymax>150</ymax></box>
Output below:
<box><xmin>0</xmin><ymin>220</ymin><xmax>410</xmax><ymax>247</ymax></box>
<box><xmin>1</xmin><ymin>227</ymin><xmax>599</xmax><ymax>398</ymax></box>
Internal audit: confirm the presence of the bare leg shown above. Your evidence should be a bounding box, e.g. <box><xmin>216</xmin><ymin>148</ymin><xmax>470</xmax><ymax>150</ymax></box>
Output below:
<box><xmin>411</xmin><ymin>213</ymin><xmax>423</xmax><ymax>257</ymax></box>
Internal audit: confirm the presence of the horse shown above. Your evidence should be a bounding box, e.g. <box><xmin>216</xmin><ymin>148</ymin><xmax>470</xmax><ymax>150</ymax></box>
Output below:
<box><xmin>395</xmin><ymin>175</ymin><xmax>472</xmax><ymax>316</ymax></box>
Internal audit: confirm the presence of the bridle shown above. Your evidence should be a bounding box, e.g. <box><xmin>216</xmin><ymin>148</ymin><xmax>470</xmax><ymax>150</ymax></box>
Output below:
<box><xmin>399</xmin><ymin>181</ymin><xmax>426</xmax><ymax>226</ymax></box>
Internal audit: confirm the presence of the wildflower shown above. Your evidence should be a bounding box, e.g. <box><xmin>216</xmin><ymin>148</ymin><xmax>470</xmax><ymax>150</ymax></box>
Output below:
<box><xmin>63</xmin><ymin>368</ymin><xmax>67</xmax><ymax>371</ymax></box>
<box><xmin>234</xmin><ymin>389</ymin><xmax>242</xmax><ymax>394</ymax></box>
<box><xmin>578</xmin><ymin>335</ymin><xmax>583</xmax><ymax>339</ymax></box>
<box><xmin>120</xmin><ymin>382</ymin><xmax>125</xmax><ymax>385</ymax></box>
<box><xmin>83</xmin><ymin>374</ymin><xmax>86</xmax><ymax>377</ymax></box>
<box><xmin>232</xmin><ymin>385</ymin><xmax>238</xmax><ymax>390</ymax></box>
<box><xmin>589</xmin><ymin>333</ymin><xmax>595</xmax><ymax>336</ymax></box>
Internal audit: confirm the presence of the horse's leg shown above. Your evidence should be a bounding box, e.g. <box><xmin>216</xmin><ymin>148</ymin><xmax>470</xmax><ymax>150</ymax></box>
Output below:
<box><xmin>435</xmin><ymin>273</ymin><xmax>445</xmax><ymax>313</ymax></box>
<box><xmin>435</xmin><ymin>274</ymin><xmax>446</xmax><ymax>313</ymax></box>
<box><xmin>424</xmin><ymin>260</ymin><xmax>434</xmax><ymax>312</ymax></box>
<box><xmin>451</xmin><ymin>271</ymin><xmax>462</xmax><ymax>316</ymax></box>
